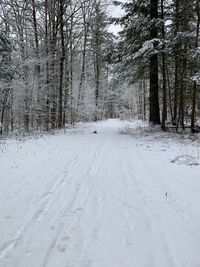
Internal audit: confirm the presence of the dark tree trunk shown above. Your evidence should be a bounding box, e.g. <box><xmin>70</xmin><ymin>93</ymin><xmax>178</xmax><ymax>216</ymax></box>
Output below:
<box><xmin>45</xmin><ymin>0</ymin><xmax>50</xmax><ymax>131</ymax></box>
<box><xmin>191</xmin><ymin>2</ymin><xmax>199</xmax><ymax>130</ymax></box>
<box><xmin>149</xmin><ymin>0</ymin><xmax>160</xmax><ymax>125</ymax></box>
<box><xmin>166</xmin><ymin>65</ymin><xmax>173</xmax><ymax>122</ymax></box>
<box><xmin>58</xmin><ymin>0</ymin><xmax>65</xmax><ymax>128</ymax></box>
<box><xmin>173</xmin><ymin>54</ymin><xmax>179</xmax><ymax>125</ymax></box>
<box><xmin>191</xmin><ymin>81</ymin><xmax>197</xmax><ymax>129</ymax></box>
<box><xmin>161</xmin><ymin>0</ymin><xmax>167</xmax><ymax>130</ymax></box>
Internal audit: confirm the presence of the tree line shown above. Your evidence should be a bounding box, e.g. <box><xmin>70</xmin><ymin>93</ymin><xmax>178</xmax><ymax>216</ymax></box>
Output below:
<box><xmin>0</xmin><ymin>0</ymin><xmax>200</xmax><ymax>135</ymax></box>
<box><xmin>114</xmin><ymin>0</ymin><xmax>200</xmax><ymax>131</ymax></box>
<box><xmin>0</xmin><ymin>0</ymin><xmax>115</xmax><ymax>134</ymax></box>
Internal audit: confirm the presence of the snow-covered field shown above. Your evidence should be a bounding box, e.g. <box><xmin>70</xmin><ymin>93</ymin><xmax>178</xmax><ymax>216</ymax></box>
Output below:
<box><xmin>0</xmin><ymin>119</ymin><xmax>200</xmax><ymax>267</ymax></box>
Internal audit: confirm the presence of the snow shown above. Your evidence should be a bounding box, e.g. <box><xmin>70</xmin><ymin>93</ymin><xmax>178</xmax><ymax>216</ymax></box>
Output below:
<box><xmin>0</xmin><ymin>119</ymin><xmax>200</xmax><ymax>267</ymax></box>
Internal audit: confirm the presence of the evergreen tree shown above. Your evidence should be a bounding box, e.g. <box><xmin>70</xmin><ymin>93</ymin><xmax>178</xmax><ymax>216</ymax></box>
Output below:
<box><xmin>114</xmin><ymin>0</ymin><xmax>161</xmax><ymax>124</ymax></box>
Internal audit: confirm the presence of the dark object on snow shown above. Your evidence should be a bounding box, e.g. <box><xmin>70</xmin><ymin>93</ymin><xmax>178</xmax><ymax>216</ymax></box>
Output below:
<box><xmin>93</xmin><ymin>130</ymin><xmax>97</xmax><ymax>134</ymax></box>
<box><xmin>191</xmin><ymin>125</ymin><xmax>200</xmax><ymax>133</ymax></box>
<box><xmin>165</xmin><ymin>192</ymin><xmax>168</xmax><ymax>197</ymax></box>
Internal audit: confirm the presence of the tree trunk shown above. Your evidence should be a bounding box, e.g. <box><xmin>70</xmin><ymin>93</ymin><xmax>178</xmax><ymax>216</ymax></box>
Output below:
<box><xmin>161</xmin><ymin>0</ymin><xmax>167</xmax><ymax>130</ymax></box>
<box><xmin>58</xmin><ymin>0</ymin><xmax>65</xmax><ymax>128</ymax></box>
<box><xmin>149</xmin><ymin>0</ymin><xmax>160</xmax><ymax>125</ymax></box>
<box><xmin>191</xmin><ymin>81</ymin><xmax>197</xmax><ymax>129</ymax></box>
<box><xmin>191</xmin><ymin>2</ymin><xmax>199</xmax><ymax>130</ymax></box>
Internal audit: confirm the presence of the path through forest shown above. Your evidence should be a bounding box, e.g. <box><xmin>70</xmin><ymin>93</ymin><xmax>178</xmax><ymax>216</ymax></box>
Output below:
<box><xmin>0</xmin><ymin>120</ymin><xmax>200</xmax><ymax>267</ymax></box>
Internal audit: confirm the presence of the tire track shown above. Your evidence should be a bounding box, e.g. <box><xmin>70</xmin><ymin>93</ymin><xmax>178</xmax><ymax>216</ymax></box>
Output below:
<box><xmin>43</xmin><ymin>134</ymin><xmax>110</xmax><ymax>267</ymax></box>
<box><xmin>0</xmin><ymin>146</ymin><xmax>90</xmax><ymax>261</ymax></box>
<box><xmin>121</xmin><ymin>159</ymin><xmax>176</xmax><ymax>267</ymax></box>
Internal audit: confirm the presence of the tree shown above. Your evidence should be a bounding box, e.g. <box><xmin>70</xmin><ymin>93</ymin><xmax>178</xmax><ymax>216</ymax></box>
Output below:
<box><xmin>149</xmin><ymin>0</ymin><xmax>160</xmax><ymax>124</ymax></box>
<box><xmin>114</xmin><ymin>0</ymin><xmax>160</xmax><ymax>124</ymax></box>
<box><xmin>0</xmin><ymin>32</ymin><xmax>12</xmax><ymax>134</ymax></box>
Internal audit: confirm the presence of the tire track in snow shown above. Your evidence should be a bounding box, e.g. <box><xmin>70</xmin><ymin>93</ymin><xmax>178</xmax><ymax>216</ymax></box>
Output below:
<box><xmin>121</xmin><ymin>135</ymin><xmax>200</xmax><ymax>266</ymax></box>
<box><xmin>120</xmin><ymin>133</ymin><xmax>177</xmax><ymax>266</ymax></box>
<box><xmin>132</xmin><ymin>138</ymin><xmax>200</xmax><ymax>233</ymax></box>
<box><xmin>64</xmin><ymin>132</ymin><xmax>153</xmax><ymax>267</ymax></box>
<box><xmin>34</xmin><ymin>147</ymin><xmax>89</xmax><ymax>224</ymax></box>
<box><xmin>42</xmin><ymin>134</ymin><xmax>110</xmax><ymax>267</ymax></box>
<box><xmin>0</xmin><ymin>146</ymin><xmax>90</xmax><ymax>261</ymax></box>
<box><xmin>121</xmin><ymin>160</ymin><xmax>176</xmax><ymax>267</ymax></box>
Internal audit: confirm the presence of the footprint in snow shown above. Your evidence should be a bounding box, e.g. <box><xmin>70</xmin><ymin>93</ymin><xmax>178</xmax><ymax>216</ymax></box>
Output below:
<box><xmin>57</xmin><ymin>236</ymin><xmax>70</xmax><ymax>253</ymax></box>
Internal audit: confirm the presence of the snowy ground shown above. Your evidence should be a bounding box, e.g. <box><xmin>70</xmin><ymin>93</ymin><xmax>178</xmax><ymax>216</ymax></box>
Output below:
<box><xmin>1</xmin><ymin>119</ymin><xmax>200</xmax><ymax>267</ymax></box>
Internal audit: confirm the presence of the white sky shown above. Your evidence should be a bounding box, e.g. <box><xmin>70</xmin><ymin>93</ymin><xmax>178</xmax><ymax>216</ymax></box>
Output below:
<box><xmin>107</xmin><ymin>2</ymin><xmax>125</xmax><ymax>35</ymax></box>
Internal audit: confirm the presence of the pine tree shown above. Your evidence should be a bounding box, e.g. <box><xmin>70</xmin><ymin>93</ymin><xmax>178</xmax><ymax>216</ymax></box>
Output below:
<box><xmin>114</xmin><ymin>0</ymin><xmax>160</xmax><ymax>124</ymax></box>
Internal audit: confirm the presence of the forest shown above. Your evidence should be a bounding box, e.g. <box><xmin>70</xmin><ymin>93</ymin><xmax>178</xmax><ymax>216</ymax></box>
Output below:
<box><xmin>0</xmin><ymin>0</ymin><xmax>199</xmax><ymax>134</ymax></box>
<box><xmin>1</xmin><ymin>1</ymin><xmax>200</xmax><ymax>266</ymax></box>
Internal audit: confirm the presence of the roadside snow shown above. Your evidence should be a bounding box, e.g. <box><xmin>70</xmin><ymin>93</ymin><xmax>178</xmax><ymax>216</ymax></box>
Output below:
<box><xmin>0</xmin><ymin>119</ymin><xmax>200</xmax><ymax>267</ymax></box>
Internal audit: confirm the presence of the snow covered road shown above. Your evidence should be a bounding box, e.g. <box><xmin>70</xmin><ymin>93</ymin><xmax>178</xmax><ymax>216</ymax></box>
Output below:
<box><xmin>1</xmin><ymin>119</ymin><xmax>200</xmax><ymax>267</ymax></box>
